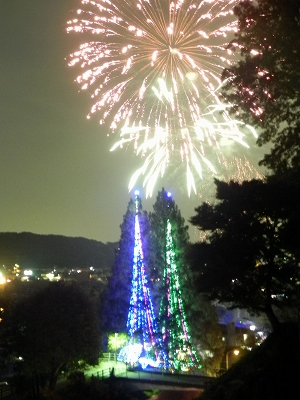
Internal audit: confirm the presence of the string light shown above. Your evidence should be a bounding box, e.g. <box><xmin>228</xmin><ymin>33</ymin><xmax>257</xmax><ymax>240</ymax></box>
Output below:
<box><xmin>119</xmin><ymin>191</ymin><xmax>166</xmax><ymax>367</ymax></box>
<box><xmin>159</xmin><ymin>218</ymin><xmax>201</xmax><ymax>370</ymax></box>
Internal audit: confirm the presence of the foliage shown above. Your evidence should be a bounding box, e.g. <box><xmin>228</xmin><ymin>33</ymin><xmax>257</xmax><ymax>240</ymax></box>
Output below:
<box><xmin>79</xmin><ymin>279</ymin><xmax>106</xmax><ymax>314</ymax></box>
<box><xmin>188</xmin><ymin>293</ymin><xmax>225</xmax><ymax>376</ymax></box>
<box><xmin>200</xmin><ymin>323</ymin><xmax>300</xmax><ymax>400</ymax></box>
<box><xmin>221</xmin><ymin>0</ymin><xmax>300</xmax><ymax>173</ymax></box>
<box><xmin>53</xmin><ymin>373</ymin><xmax>133</xmax><ymax>400</ymax></box>
<box><xmin>1</xmin><ymin>281</ymin><xmax>101</xmax><ymax>395</ymax></box>
<box><xmin>188</xmin><ymin>175</ymin><xmax>300</xmax><ymax>330</ymax></box>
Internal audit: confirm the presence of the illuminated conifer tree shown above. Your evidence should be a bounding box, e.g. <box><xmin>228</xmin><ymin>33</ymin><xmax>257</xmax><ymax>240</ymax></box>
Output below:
<box><xmin>148</xmin><ymin>189</ymin><xmax>192</xmax><ymax>316</ymax></box>
<box><xmin>150</xmin><ymin>191</ymin><xmax>200</xmax><ymax>371</ymax></box>
<box><xmin>159</xmin><ymin>217</ymin><xmax>200</xmax><ymax>370</ymax></box>
<box><xmin>119</xmin><ymin>191</ymin><xmax>166</xmax><ymax>367</ymax></box>
<box><xmin>126</xmin><ymin>191</ymin><xmax>158</xmax><ymax>346</ymax></box>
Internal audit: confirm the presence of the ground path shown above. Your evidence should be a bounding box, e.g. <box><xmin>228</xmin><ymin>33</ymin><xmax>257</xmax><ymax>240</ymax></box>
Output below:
<box><xmin>86</xmin><ymin>359</ymin><xmax>214</xmax><ymax>398</ymax></box>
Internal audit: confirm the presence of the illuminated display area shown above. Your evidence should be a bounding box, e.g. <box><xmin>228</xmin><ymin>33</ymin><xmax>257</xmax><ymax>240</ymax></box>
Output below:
<box><xmin>118</xmin><ymin>190</ymin><xmax>200</xmax><ymax>371</ymax></box>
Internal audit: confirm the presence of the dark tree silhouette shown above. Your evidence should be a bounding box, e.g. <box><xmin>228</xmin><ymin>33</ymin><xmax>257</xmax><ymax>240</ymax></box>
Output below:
<box><xmin>189</xmin><ymin>175</ymin><xmax>300</xmax><ymax>331</ymax></box>
<box><xmin>2</xmin><ymin>281</ymin><xmax>101</xmax><ymax>397</ymax></box>
<box><xmin>221</xmin><ymin>0</ymin><xmax>300</xmax><ymax>173</ymax></box>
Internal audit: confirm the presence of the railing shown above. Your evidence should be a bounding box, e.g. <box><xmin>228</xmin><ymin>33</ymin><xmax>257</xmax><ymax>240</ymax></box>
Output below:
<box><xmin>91</xmin><ymin>366</ymin><xmax>127</xmax><ymax>379</ymax></box>
<box><xmin>90</xmin><ymin>353</ymin><xmax>216</xmax><ymax>388</ymax></box>
<box><xmin>0</xmin><ymin>382</ymin><xmax>13</xmax><ymax>399</ymax></box>
<box><xmin>101</xmin><ymin>352</ymin><xmax>117</xmax><ymax>362</ymax></box>
<box><xmin>91</xmin><ymin>364</ymin><xmax>215</xmax><ymax>389</ymax></box>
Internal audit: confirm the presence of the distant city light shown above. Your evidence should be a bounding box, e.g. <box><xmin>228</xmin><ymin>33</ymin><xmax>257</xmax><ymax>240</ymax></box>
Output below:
<box><xmin>0</xmin><ymin>272</ymin><xmax>6</xmax><ymax>285</ymax></box>
<box><xmin>46</xmin><ymin>273</ymin><xmax>54</xmax><ymax>281</ymax></box>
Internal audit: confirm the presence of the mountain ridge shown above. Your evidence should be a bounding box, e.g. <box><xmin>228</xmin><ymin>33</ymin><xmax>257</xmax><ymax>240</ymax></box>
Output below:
<box><xmin>0</xmin><ymin>232</ymin><xmax>118</xmax><ymax>271</ymax></box>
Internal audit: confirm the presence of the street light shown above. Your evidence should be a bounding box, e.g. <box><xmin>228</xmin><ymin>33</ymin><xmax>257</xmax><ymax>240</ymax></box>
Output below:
<box><xmin>226</xmin><ymin>349</ymin><xmax>239</xmax><ymax>370</ymax></box>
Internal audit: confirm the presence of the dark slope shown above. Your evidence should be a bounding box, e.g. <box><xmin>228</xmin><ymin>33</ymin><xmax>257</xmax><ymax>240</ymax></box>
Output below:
<box><xmin>200</xmin><ymin>322</ymin><xmax>300</xmax><ymax>400</ymax></box>
<box><xmin>0</xmin><ymin>232</ymin><xmax>117</xmax><ymax>270</ymax></box>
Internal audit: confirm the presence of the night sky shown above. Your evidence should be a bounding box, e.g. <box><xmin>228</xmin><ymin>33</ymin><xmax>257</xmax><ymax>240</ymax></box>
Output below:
<box><xmin>0</xmin><ymin>0</ymin><xmax>266</xmax><ymax>244</ymax></box>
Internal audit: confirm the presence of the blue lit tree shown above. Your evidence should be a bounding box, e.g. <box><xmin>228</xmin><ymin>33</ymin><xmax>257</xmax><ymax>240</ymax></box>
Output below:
<box><xmin>118</xmin><ymin>191</ymin><xmax>165</xmax><ymax>367</ymax></box>
<box><xmin>126</xmin><ymin>191</ymin><xmax>158</xmax><ymax>345</ymax></box>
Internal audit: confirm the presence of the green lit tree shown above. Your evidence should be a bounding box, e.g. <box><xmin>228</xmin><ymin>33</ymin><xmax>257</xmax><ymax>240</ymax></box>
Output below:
<box><xmin>148</xmin><ymin>189</ymin><xmax>200</xmax><ymax>370</ymax></box>
<box><xmin>148</xmin><ymin>188</ymin><xmax>192</xmax><ymax>315</ymax></box>
<box><xmin>160</xmin><ymin>218</ymin><xmax>200</xmax><ymax>370</ymax></box>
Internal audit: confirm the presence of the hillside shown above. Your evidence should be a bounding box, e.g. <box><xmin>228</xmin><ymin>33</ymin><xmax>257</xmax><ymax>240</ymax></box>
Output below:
<box><xmin>0</xmin><ymin>232</ymin><xmax>118</xmax><ymax>271</ymax></box>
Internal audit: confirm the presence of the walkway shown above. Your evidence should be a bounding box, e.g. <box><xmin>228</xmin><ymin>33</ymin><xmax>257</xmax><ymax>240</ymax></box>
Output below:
<box><xmin>86</xmin><ymin>359</ymin><xmax>215</xmax><ymax>391</ymax></box>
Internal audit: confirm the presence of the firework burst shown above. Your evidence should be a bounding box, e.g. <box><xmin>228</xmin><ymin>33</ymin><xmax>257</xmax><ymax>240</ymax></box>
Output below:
<box><xmin>67</xmin><ymin>0</ymin><xmax>259</xmax><ymax>196</ymax></box>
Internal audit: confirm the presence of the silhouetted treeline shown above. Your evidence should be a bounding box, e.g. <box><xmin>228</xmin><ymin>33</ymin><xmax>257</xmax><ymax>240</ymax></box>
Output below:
<box><xmin>0</xmin><ymin>232</ymin><xmax>117</xmax><ymax>270</ymax></box>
